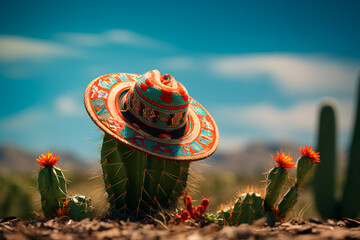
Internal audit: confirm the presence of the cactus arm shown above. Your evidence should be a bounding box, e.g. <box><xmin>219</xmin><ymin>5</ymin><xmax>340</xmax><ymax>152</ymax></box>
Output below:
<box><xmin>264</xmin><ymin>167</ymin><xmax>287</xmax><ymax>210</ymax></box>
<box><xmin>277</xmin><ymin>186</ymin><xmax>298</xmax><ymax>218</ymax></box>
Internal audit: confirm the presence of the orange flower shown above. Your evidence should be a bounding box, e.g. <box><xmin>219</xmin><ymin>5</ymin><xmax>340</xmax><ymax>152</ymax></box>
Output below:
<box><xmin>271</xmin><ymin>150</ymin><xmax>295</xmax><ymax>168</ymax></box>
<box><xmin>299</xmin><ymin>145</ymin><xmax>320</xmax><ymax>162</ymax></box>
<box><xmin>36</xmin><ymin>152</ymin><xmax>59</xmax><ymax>167</ymax></box>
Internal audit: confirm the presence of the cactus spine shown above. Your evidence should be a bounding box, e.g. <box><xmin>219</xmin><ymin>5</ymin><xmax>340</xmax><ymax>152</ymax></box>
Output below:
<box><xmin>101</xmin><ymin>134</ymin><xmax>190</xmax><ymax>218</ymax></box>
<box><xmin>36</xmin><ymin>152</ymin><xmax>67</xmax><ymax>218</ymax></box>
<box><xmin>314</xmin><ymin>75</ymin><xmax>360</xmax><ymax>219</ymax></box>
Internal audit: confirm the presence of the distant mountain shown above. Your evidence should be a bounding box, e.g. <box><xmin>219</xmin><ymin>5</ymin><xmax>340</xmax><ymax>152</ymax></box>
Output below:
<box><xmin>0</xmin><ymin>143</ymin><xmax>92</xmax><ymax>175</ymax></box>
<box><xmin>199</xmin><ymin>141</ymin><xmax>307</xmax><ymax>175</ymax></box>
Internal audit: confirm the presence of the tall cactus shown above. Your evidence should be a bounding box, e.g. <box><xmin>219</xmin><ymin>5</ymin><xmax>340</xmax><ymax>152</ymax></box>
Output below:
<box><xmin>342</xmin><ymin>75</ymin><xmax>360</xmax><ymax>217</ymax></box>
<box><xmin>314</xmin><ymin>75</ymin><xmax>360</xmax><ymax>219</ymax></box>
<box><xmin>36</xmin><ymin>152</ymin><xmax>67</xmax><ymax>218</ymax></box>
<box><xmin>101</xmin><ymin>134</ymin><xmax>190</xmax><ymax>219</ymax></box>
<box><xmin>313</xmin><ymin>104</ymin><xmax>337</xmax><ymax>218</ymax></box>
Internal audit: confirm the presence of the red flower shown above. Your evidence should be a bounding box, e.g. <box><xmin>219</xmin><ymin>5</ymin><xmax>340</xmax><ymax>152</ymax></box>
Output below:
<box><xmin>201</xmin><ymin>198</ymin><xmax>209</xmax><ymax>210</ymax></box>
<box><xmin>271</xmin><ymin>150</ymin><xmax>295</xmax><ymax>168</ymax></box>
<box><xmin>56</xmin><ymin>207</ymin><xmax>67</xmax><ymax>216</ymax></box>
<box><xmin>36</xmin><ymin>152</ymin><xmax>59</xmax><ymax>167</ymax></box>
<box><xmin>299</xmin><ymin>145</ymin><xmax>320</xmax><ymax>163</ymax></box>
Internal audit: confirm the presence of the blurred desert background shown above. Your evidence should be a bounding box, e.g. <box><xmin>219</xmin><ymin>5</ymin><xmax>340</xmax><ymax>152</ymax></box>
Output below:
<box><xmin>1</xmin><ymin>0</ymin><xmax>359</xmax><ymax>220</ymax></box>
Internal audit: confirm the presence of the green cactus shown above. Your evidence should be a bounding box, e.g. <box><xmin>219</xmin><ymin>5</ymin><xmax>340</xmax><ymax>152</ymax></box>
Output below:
<box><xmin>314</xmin><ymin>75</ymin><xmax>360</xmax><ymax>219</ymax></box>
<box><xmin>67</xmin><ymin>195</ymin><xmax>94</xmax><ymax>220</ymax></box>
<box><xmin>101</xmin><ymin>133</ymin><xmax>190</xmax><ymax>219</ymax></box>
<box><xmin>230</xmin><ymin>193</ymin><xmax>264</xmax><ymax>225</ymax></box>
<box><xmin>216</xmin><ymin>207</ymin><xmax>232</xmax><ymax>224</ymax></box>
<box><xmin>36</xmin><ymin>152</ymin><xmax>67</xmax><ymax>218</ymax></box>
<box><xmin>215</xmin><ymin>147</ymin><xmax>319</xmax><ymax>226</ymax></box>
<box><xmin>342</xmin><ymin>75</ymin><xmax>360</xmax><ymax>218</ymax></box>
<box><xmin>264</xmin><ymin>166</ymin><xmax>287</xmax><ymax>211</ymax></box>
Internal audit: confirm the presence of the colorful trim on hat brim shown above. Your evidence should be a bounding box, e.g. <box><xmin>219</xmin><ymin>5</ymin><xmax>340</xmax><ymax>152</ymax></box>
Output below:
<box><xmin>84</xmin><ymin>73</ymin><xmax>219</xmax><ymax>161</ymax></box>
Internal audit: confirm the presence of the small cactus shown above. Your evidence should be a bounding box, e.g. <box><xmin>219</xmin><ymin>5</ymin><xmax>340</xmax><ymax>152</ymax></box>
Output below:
<box><xmin>314</xmin><ymin>76</ymin><xmax>360</xmax><ymax>219</ymax></box>
<box><xmin>66</xmin><ymin>195</ymin><xmax>94</xmax><ymax>221</ymax></box>
<box><xmin>36</xmin><ymin>152</ymin><xmax>67</xmax><ymax>218</ymax></box>
<box><xmin>214</xmin><ymin>146</ymin><xmax>319</xmax><ymax>226</ymax></box>
<box><xmin>36</xmin><ymin>152</ymin><xmax>93</xmax><ymax>220</ymax></box>
<box><xmin>230</xmin><ymin>193</ymin><xmax>264</xmax><ymax>225</ymax></box>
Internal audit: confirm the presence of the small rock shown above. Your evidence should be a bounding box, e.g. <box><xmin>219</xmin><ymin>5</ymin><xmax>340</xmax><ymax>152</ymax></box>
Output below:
<box><xmin>94</xmin><ymin>228</ymin><xmax>122</xmax><ymax>239</ymax></box>
<box><xmin>235</xmin><ymin>224</ymin><xmax>252</xmax><ymax>238</ymax></box>
<box><xmin>215</xmin><ymin>226</ymin><xmax>236</xmax><ymax>240</ymax></box>
<box><xmin>187</xmin><ymin>232</ymin><xmax>203</xmax><ymax>240</ymax></box>
<box><xmin>326</xmin><ymin>219</ymin><xmax>336</xmax><ymax>226</ymax></box>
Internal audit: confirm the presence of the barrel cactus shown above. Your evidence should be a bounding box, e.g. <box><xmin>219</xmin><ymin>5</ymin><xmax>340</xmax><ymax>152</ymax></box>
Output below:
<box><xmin>101</xmin><ymin>133</ymin><xmax>190</xmax><ymax>218</ymax></box>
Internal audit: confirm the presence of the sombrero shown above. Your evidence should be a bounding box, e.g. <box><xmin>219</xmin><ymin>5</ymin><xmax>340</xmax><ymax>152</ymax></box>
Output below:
<box><xmin>84</xmin><ymin>70</ymin><xmax>219</xmax><ymax>161</ymax></box>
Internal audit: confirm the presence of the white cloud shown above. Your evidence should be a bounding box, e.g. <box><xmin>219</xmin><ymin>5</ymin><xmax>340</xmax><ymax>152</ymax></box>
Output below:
<box><xmin>213</xmin><ymin>99</ymin><xmax>353</xmax><ymax>139</ymax></box>
<box><xmin>209</xmin><ymin>54</ymin><xmax>360</xmax><ymax>93</ymax></box>
<box><xmin>55</xmin><ymin>95</ymin><xmax>83</xmax><ymax>116</ymax></box>
<box><xmin>57</xmin><ymin>29</ymin><xmax>175</xmax><ymax>49</ymax></box>
<box><xmin>0</xmin><ymin>107</ymin><xmax>49</xmax><ymax>132</ymax></box>
<box><xmin>0</xmin><ymin>36</ymin><xmax>82</xmax><ymax>62</ymax></box>
<box><xmin>217</xmin><ymin>135</ymin><xmax>248</xmax><ymax>153</ymax></box>
<box><xmin>56</xmin><ymin>33</ymin><xmax>102</xmax><ymax>47</ymax></box>
<box><xmin>159</xmin><ymin>56</ymin><xmax>194</xmax><ymax>70</ymax></box>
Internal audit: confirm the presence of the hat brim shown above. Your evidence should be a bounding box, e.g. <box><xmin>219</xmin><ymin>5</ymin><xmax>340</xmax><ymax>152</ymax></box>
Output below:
<box><xmin>84</xmin><ymin>73</ymin><xmax>219</xmax><ymax>161</ymax></box>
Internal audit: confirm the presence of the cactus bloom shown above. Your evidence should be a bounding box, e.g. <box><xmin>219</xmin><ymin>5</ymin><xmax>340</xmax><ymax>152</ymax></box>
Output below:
<box><xmin>271</xmin><ymin>150</ymin><xmax>295</xmax><ymax>168</ymax></box>
<box><xmin>299</xmin><ymin>145</ymin><xmax>320</xmax><ymax>162</ymax></box>
<box><xmin>36</xmin><ymin>152</ymin><xmax>60</xmax><ymax>167</ymax></box>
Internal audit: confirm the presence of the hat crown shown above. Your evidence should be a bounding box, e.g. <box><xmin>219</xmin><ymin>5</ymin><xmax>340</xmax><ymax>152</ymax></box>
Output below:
<box><xmin>126</xmin><ymin>70</ymin><xmax>190</xmax><ymax>134</ymax></box>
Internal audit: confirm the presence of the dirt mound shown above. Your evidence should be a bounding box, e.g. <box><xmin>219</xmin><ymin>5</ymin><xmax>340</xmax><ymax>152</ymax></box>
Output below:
<box><xmin>0</xmin><ymin>217</ymin><xmax>359</xmax><ymax>240</ymax></box>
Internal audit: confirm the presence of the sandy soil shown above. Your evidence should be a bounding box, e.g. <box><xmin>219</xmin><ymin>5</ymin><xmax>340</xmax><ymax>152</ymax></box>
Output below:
<box><xmin>1</xmin><ymin>217</ymin><xmax>359</xmax><ymax>240</ymax></box>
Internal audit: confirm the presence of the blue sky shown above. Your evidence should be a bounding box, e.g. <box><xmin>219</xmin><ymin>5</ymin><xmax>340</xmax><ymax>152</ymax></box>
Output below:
<box><xmin>1</xmin><ymin>0</ymin><xmax>359</xmax><ymax>161</ymax></box>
